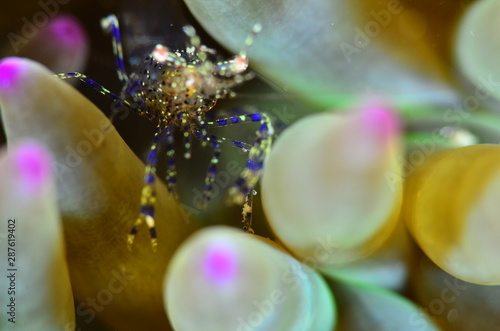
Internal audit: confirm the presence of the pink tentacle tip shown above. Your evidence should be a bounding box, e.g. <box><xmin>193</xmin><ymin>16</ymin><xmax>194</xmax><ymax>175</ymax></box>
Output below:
<box><xmin>14</xmin><ymin>143</ymin><xmax>52</xmax><ymax>192</ymax></box>
<box><xmin>0</xmin><ymin>58</ymin><xmax>26</xmax><ymax>92</ymax></box>
<box><xmin>360</xmin><ymin>105</ymin><xmax>401</xmax><ymax>141</ymax></box>
<box><xmin>48</xmin><ymin>15</ymin><xmax>87</xmax><ymax>48</ymax></box>
<box><xmin>203</xmin><ymin>243</ymin><xmax>238</xmax><ymax>284</ymax></box>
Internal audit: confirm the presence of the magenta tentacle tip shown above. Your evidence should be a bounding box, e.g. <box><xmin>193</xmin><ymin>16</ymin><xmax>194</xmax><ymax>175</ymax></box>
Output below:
<box><xmin>202</xmin><ymin>242</ymin><xmax>238</xmax><ymax>284</ymax></box>
<box><xmin>0</xmin><ymin>58</ymin><xmax>26</xmax><ymax>92</ymax></box>
<box><xmin>48</xmin><ymin>15</ymin><xmax>87</xmax><ymax>47</ymax></box>
<box><xmin>360</xmin><ymin>105</ymin><xmax>401</xmax><ymax>140</ymax></box>
<box><xmin>14</xmin><ymin>142</ymin><xmax>52</xmax><ymax>193</ymax></box>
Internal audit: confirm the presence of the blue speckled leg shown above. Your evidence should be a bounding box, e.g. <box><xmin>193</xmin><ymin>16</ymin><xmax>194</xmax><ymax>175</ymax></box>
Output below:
<box><xmin>101</xmin><ymin>14</ymin><xmax>128</xmax><ymax>83</ymax></box>
<box><xmin>128</xmin><ymin>123</ymin><xmax>164</xmax><ymax>250</ymax></box>
<box><xmin>205</xmin><ymin>113</ymin><xmax>274</xmax><ymax>205</ymax></box>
